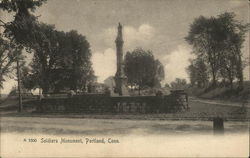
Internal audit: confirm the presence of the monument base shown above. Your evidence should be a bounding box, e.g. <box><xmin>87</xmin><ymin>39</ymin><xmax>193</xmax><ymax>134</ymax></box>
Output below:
<box><xmin>114</xmin><ymin>76</ymin><xmax>129</xmax><ymax>96</ymax></box>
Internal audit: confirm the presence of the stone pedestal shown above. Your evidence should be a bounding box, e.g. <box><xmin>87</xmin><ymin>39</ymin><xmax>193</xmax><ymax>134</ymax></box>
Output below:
<box><xmin>115</xmin><ymin>75</ymin><xmax>129</xmax><ymax>96</ymax></box>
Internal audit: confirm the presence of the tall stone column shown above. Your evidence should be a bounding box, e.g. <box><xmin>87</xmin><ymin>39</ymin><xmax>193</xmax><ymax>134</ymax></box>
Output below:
<box><xmin>114</xmin><ymin>23</ymin><xmax>128</xmax><ymax>96</ymax></box>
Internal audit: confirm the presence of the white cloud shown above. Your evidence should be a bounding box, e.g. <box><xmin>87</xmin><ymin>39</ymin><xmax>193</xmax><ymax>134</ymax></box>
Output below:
<box><xmin>91</xmin><ymin>48</ymin><xmax>116</xmax><ymax>83</ymax></box>
<box><xmin>93</xmin><ymin>24</ymin><xmax>155</xmax><ymax>83</ymax></box>
<box><xmin>124</xmin><ymin>24</ymin><xmax>155</xmax><ymax>50</ymax></box>
<box><xmin>163</xmin><ymin>45</ymin><xmax>195</xmax><ymax>84</ymax></box>
<box><xmin>138</xmin><ymin>24</ymin><xmax>155</xmax><ymax>39</ymax></box>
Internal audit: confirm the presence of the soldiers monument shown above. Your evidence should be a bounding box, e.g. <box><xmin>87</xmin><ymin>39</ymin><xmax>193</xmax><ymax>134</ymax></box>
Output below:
<box><xmin>114</xmin><ymin>23</ymin><xmax>129</xmax><ymax>96</ymax></box>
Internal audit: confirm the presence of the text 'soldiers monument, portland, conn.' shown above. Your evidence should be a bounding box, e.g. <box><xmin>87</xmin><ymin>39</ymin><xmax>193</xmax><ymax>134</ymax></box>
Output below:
<box><xmin>114</xmin><ymin>23</ymin><xmax>129</xmax><ymax>96</ymax></box>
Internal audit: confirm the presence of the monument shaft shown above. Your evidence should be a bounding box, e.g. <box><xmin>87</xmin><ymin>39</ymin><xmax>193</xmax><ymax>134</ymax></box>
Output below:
<box><xmin>115</xmin><ymin>23</ymin><xmax>128</xmax><ymax>96</ymax></box>
<box><xmin>115</xmin><ymin>23</ymin><xmax>124</xmax><ymax>77</ymax></box>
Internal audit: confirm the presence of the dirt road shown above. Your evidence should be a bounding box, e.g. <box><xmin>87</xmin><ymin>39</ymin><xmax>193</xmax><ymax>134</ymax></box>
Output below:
<box><xmin>190</xmin><ymin>96</ymin><xmax>250</xmax><ymax>107</ymax></box>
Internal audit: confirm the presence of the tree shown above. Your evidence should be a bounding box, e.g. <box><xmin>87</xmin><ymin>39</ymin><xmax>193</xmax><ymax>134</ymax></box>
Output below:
<box><xmin>185</xmin><ymin>12</ymin><xmax>249</xmax><ymax>89</ymax></box>
<box><xmin>0</xmin><ymin>35</ymin><xmax>19</xmax><ymax>97</ymax></box>
<box><xmin>25</xmin><ymin>26</ymin><xmax>94</xmax><ymax>93</ymax></box>
<box><xmin>1</xmin><ymin>0</ymin><xmax>47</xmax><ymax>49</ymax></box>
<box><xmin>61</xmin><ymin>30</ymin><xmax>94</xmax><ymax>92</ymax></box>
<box><xmin>218</xmin><ymin>50</ymin><xmax>238</xmax><ymax>89</ymax></box>
<box><xmin>1</xmin><ymin>0</ymin><xmax>47</xmax><ymax>111</ymax></box>
<box><xmin>185</xmin><ymin>16</ymin><xmax>221</xmax><ymax>86</ymax></box>
<box><xmin>187</xmin><ymin>57</ymin><xmax>209</xmax><ymax>88</ymax></box>
<box><xmin>217</xmin><ymin>13</ymin><xmax>249</xmax><ymax>89</ymax></box>
<box><xmin>170</xmin><ymin>78</ymin><xmax>187</xmax><ymax>90</ymax></box>
<box><xmin>24</xmin><ymin>23</ymin><xmax>59</xmax><ymax>93</ymax></box>
<box><xmin>1</xmin><ymin>1</ymin><xmax>95</xmax><ymax>93</ymax></box>
<box><xmin>124</xmin><ymin>48</ymin><xmax>165</xmax><ymax>94</ymax></box>
<box><xmin>186</xmin><ymin>62</ymin><xmax>197</xmax><ymax>87</ymax></box>
<box><xmin>0</xmin><ymin>0</ymin><xmax>48</xmax><ymax>92</ymax></box>
<box><xmin>0</xmin><ymin>0</ymin><xmax>46</xmax><ymax>12</ymax></box>
<box><xmin>20</xmin><ymin>65</ymin><xmax>37</xmax><ymax>90</ymax></box>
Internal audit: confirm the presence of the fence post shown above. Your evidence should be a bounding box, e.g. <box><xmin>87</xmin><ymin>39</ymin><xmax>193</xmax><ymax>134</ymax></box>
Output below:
<box><xmin>213</xmin><ymin>117</ymin><xmax>224</xmax><ymax>135</ymax></box>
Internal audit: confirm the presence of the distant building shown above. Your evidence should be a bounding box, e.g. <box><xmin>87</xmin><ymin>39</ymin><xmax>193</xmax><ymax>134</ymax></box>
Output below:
<box><xmin>104</xmin><ymin>76</ymin><xmax>117</xmax><ymax>96</ymax></box>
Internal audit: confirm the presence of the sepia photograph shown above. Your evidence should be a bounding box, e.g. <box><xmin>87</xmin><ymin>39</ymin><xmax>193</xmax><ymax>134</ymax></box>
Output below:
<box><xmin>0</xmin><ymin>0</ymin><xmax>249</xmax><ymax>157</ymax></box>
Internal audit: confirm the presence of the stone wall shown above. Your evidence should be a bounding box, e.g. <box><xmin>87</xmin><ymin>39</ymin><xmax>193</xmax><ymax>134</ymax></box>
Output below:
<box><xmin>29</xmin><ymin>93</ymin><xmax>188</xmax><ymax>114</ymax></box>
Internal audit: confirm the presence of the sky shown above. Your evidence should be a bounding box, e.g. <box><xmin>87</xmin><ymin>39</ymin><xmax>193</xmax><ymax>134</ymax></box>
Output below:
<box><xmin>0</xmin><ymin>0</ymin><xmax>249</xmax><ymax>94</ymax></box>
